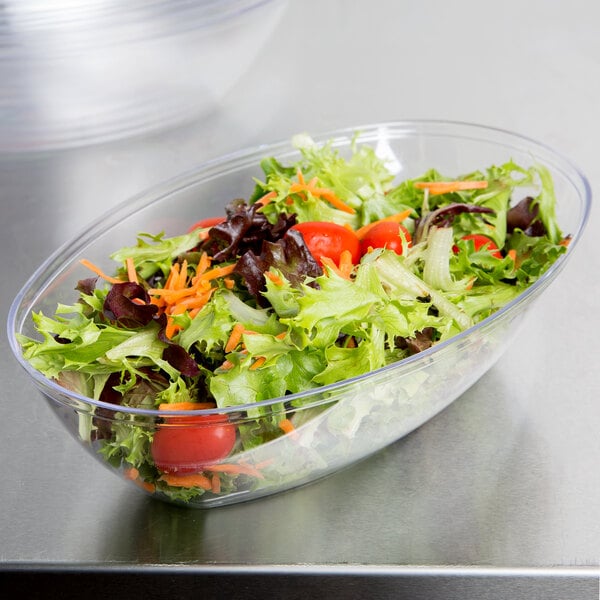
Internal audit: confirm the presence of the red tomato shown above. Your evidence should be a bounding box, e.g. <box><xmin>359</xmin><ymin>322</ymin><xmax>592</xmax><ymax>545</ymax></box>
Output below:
<box><xmin>359</xmin><ymin>221</ymin><xmax>412</xmax><ymax>256</ymax></box>
<box><xmin>188</xmin><ymin>216</ymin><xmax>226</xmax><ymax>232</ymax></box>
<box><xmin>454</xmin><ymin>234</ymin><xmax>502</xmax><ymax>259</ymax></box>
<box><xmin>291</xmin><ymin>222</ymin><xmax>361</xmax><ymax>265</ymax></box>
<box><xmin>151</xmin><ymin>414</ymin><xmax>236</xmax><ymax>473</ymax></box>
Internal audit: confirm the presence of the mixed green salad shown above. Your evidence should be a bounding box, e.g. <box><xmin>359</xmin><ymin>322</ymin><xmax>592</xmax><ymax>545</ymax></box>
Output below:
<box><xmin>19</xmin><ymin>134</ymin><xmax>569</xmax><ymax>502</ymax></box>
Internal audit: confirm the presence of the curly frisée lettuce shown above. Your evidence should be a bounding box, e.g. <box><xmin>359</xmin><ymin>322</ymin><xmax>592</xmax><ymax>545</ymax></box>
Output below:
<box><xmin>18</xmin><ymin>133</ymin><xmax>569</xmax><ymax>503</ymax></box>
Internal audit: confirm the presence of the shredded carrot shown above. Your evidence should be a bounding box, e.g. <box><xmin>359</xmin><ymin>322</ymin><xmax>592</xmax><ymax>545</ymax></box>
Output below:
<box><xmin>159</xmin><ymin>472</ymin><xmax>212</xmax><ymax>489</ymax></box>
<box><xmin>79</xmin><ymin>259</ymin><xmax>123</xmax><ymax>285</ymax></box>
<box><xmin>289</xmin><ymin>169</ymin><xmax>356</xmax><ymax>214</ymax></box>
<box><xmin>345</xmin><ymin>336</ymin><xmax>357</xmax><ymax>348</ymax></box>
<box><xmin>317</xmin><ymin>189</ymin><xmax>357</xmax><ymax>214</ymax></box>
<box><xmin>413</xmin><ymin>180</ymin><xmax>489</xmax><ymax>196</ymax></box>
<box><xmin>225</xmin><ymin>323</ymin><xmax>245</xmax><ymax>353</ymax></box>
<box><xmin>275</xmin><ymin>332</ymin><xmax>287</xmax><ymax>340</ymax></box>
<box><xmin>223</xmin><ymin>277</ymin><xmax>235</xmax><ymax>290</ymax></box>
<box><xmin>125</xmin><ymin>257</ymin><xmax>138</xmax><ymax>284</ymax></box>
<box><xmin>124</xmin><ymin>467</ymin><xmax>139</xmax><ymax>480</ymax></box>
<box><xmin>321</xmin><ymin>253</ymin><xmax>353</xmax><ymax>280</ymax></box>
<box><xmin>204</xmin><ymin>463</ymin><xmax>265</xmax><ymax>479</ymax></box>
<box><xmin>147</xmin><ymin>259</ymin><xmax>235</xmax><ymax>339</ymax></box>
<box><xmin>278</xmin><ymin>418</ymin><xmax>296</xmax><ymax>435</ymax></box>
<box><xmin>321</xmin><ymin>257</ymin><xmax>345</xmax><ymax>279</ymax></box>
<box><xmin>255</xmin><ymin>191</ymin><xmax>277</xmax><ymax>206</ymax></box>
<box><xmin>196</xmin><ymin>263</ymin><xmax>237</xmax><ymax>281</ymax></box>
<box><xmin>265</xmin><ymin>270</ymin><xmax>284</xmax><ymax>286</ymax></box>
<box><xmin>165</xmin><ymin>321</ymin><xmax>181</xmax><ymax>339</ymax></box>
<box><xmin>355</xmin><ymin>209</ymin><xmax>413</xmax><ymax>240</ymax></box>
<box><xmin>211</xmin><ymin>474</ymin><xmax>221</xmax><ymax>494</ymax></box>
<box><xmin>220</xmin><ymin>360</ymin><xmax>235</xmax><ymax>371</ymax></box>
<box><xmin>137</xmin><ymin>480</ymin><xmax>156</xmax><ymax>494</ymax></box>
<box><xmin>507</xmin><ymin>249</ymin><xmax>517</xmax><ymax>262</ymax></box>
<box><xmin>559</xmin><ymin>237</ymin><xmax>572</xmax><ymax>247</ymax></box>
<box><xmin>124</xmin><ymin>467</ymin><xmax>155</xmax><ymax>493</ymax></box>
<box><xmin>163</xmin><ymin>263</ymin><xmax>176</xmax><ymax>291</ymax></box>
<box><xmin>177</xmin><ymin>259</ymin><xmax>188</xmax><ymax>289</ymax></box>
<box><xmin>249</xmin><ymin>356</ymin><xmax>266</xmax><ymax>370</ymax></box>
<box><xmin>338</xmin><ymin>249</ymin><xmax>354</xmax><ymax>278</ymax></box>
<box><xmin>158</xmin><ymin>402</ymin><xmax>217</xmax><ymax>412</ymax></box>
<box><xmin>196</xmin><ymin>252</ymin><xmax>212</xmax><ymax>275</ymax></box>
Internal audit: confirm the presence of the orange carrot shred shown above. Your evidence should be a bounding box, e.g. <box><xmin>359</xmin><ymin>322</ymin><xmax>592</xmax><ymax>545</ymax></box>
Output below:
<box><xmin>321</xmin><ymin>256</ymin><xmax>345</xmax><ymax>279</ymax></box>
<box><xmin>279</xmin><ymin>418</ymin><xmax>296</xmax><ymax>435</ymax></box>
<box><xmin>158</xmin><ymin>402</ymin><xmax>216</xmax><ymax>412</ymax></box>
<box><xmin>413</xmin><ymin>180</ymin><xmax>489</xmax><ymax>196</ymax></box>
<box><xmin>255</xmin><ymin>191</ymin><xmax>277</xmax><ymax>206</ymax></box>
<box><xmin>148</xmin><ymin>259</ymin><xmax>234</xmax><ymax>339</ymax></box>
<box><xmin>355</xmin><ymin>209</ymin><xmax>413</xmax><ymax>240</ymax></box>
<box><xmin>204</xmin><ymin>463</ymin><xmax>265</xmax><ymax>479</ymax></box>
<box><xmin>197</xmin><ymin>263</ymin><xmax>237</xmax><ymax>281</ymax></box>
<box><xmin>507</xmin><ymin>249</ymin><xmax>517</xmax><ymax>262</ymax></box>
<box><xmin>79</xmin><ymin>259</ymin><xmax>123</xmax><ymax>284</ymax></box>
<box><xmin>321</xmin><ymin>253</ymin><xmax>353</xmax><ymax>280</ymax></box>
<box><xmin>177</xmin><ymin>259</ymin><xmax>188</xmax><ymax>289</ymax></box>
<box><xmin>289</xmin><ymin>170</ymin><xmax>356</xmax><ymax>214</ymax></box>
<box><xmin>165</xmin><ymin>319</ymin><xmax>181</xmax><ymax>339</ymax></box>
<box><xmin>138</xmin><ymin>480</ymin><xmax>156</xmax><ymax>494</ymax></box>
<box><xmin>211</xmin><ymin>474</ymin><xmax>221</xmax><ymax>494</ymax></box>
<box><xmin>125</xmin><ymin>257</ymin><xmax>138</xmax><ymax>284</ymax></box>
<box><xmin>317</xmin><ymin>189</ymin><xmax>356</xmax><ymax>214</ymax></box>
<box><xmin>338</xmin><ymin>249</ymin><xmax>354</xmax><ymax>278</ymax></box>
<box><xmin>196</xmin><ymin>252</ymin><xmax>211</xmax><ymax>275</ymax></box>
<box><xmin>124</xmin><ymin>467</ymin><xmax>139</xmax><ymax>480</ymax></box>
<box><xmin>249</xmin><ymin>356</ymin><xmax>266</xmax><ymax>370</ymax></box>
<box><xmin>225</xmin><ymin>323</ymin><xmax>245</xmax><ymax>353</ymax></box>
<box><xmin>160</xmin><ymin>472</ymin><xmax>212</xmax><ymax>489</ymax></box>
<box><xmin>265</xmin><ymin>271</ymin><xmax>284</xmax><ymax>286</ymax></box>
<box><xmin>164</xmin><ymin>262</ymin><xmax>179</xmax><ymax>290</ymax></box>
<box><xmin>254</xmin><ymin>458</ymin><xmax>275</xmax><ymax>470</ymax></box>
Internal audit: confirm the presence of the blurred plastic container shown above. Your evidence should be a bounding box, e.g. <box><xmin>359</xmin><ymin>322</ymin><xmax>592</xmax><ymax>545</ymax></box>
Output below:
<box><xmin>0</xmin><ymin>0</ymin><xmax>286</xmax><ymax>151</ymax></box>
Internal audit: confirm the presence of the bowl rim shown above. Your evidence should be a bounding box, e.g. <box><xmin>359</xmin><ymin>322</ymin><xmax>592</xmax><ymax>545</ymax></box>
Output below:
<box><xmin>7</xmin><ymin>118</ymin><xmax>592</xmax><ymax>417</ymax></box>
<box><xmin>0</xmin><ymin>0</ymin><xmax>283</xmax><ymax>39</ymax></box>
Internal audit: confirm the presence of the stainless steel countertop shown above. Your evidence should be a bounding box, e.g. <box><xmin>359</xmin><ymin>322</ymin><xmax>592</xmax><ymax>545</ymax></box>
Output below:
<box><xmin>1</xmin><ymin>1</ymin><xmax>598</xmax><ymax>597</ymax></box>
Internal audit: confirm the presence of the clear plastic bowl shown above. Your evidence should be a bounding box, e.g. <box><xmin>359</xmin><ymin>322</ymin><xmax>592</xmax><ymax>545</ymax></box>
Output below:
<box><xmin>7</xmin><ymin>121</ymin><xmax>591</xmax><ymax>507</ymax></box>
<box><xmin>0</xmin><ymin>0</ymin><xmax>286</xmax><ymax>151</ymax></box>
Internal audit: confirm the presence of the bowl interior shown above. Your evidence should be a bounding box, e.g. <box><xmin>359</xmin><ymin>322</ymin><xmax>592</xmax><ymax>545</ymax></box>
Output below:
<box><xmin>7</xmin><ymin>120</ymin><xmax>591</xmax><ymax>507</ymax></box>
<box><xmin>8</xmin><ymin>120</ymin><xmax>591</xmax><ymax>416</ymax></box>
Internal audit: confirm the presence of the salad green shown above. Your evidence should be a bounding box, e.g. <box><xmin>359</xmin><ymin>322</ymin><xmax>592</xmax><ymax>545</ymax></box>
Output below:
<box><xmin>18</xmin><ymin>134</ymin><xmax>569</xmax><ymax>502</ymax></box>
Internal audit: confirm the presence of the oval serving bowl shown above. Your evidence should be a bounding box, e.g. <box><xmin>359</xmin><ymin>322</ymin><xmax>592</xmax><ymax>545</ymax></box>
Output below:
<box><xmin>7</xmin><ymin>121</ymin><xmax>591</xmax><ymax>507</ymax></box>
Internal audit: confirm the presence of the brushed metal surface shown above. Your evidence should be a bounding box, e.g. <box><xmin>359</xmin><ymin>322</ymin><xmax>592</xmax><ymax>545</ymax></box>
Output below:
<box><xmin>0</xmin><ymin>0</ymin><xmax>598</xmax><ymax>594</ymax></box>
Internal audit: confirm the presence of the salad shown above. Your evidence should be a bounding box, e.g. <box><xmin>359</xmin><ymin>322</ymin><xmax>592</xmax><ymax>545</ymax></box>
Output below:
<box><xmin>19</xmin><ymin>134</ymin><xmax>569</xmax><ymax>502</ymax></box>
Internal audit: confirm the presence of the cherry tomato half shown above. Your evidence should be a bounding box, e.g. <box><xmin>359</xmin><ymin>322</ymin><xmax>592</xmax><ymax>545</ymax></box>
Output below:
<box><xmin>291</xmin><ymin>221</ymin><xmax>361</xmax><ymax>265</ymax></box>
<box><xmin>454</xmin><ymin>234</ymin><xmax>502</xmax><ymax>259</ymax></box>
<box><xmin>359</xmin><ymin>221</ymin><xmax>412</xmax><ymax>256</ymax></box>
<box><xmin>151</xmin><ymin>414</ymin><xmax>236</xmax><ymax>473</ymax></box>
<box><xmin>188</xmin><ymin>216</ymin><xmax>226</xmax><ymax>233</ymax></box>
